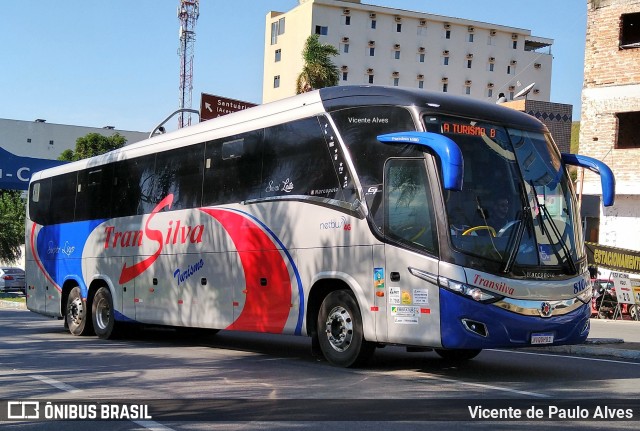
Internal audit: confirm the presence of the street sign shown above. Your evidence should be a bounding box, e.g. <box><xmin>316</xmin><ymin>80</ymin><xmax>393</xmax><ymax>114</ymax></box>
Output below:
<box><xmin>199</xmin><ymin>93</ymin><xmax>257</xmax><ymax>121</ymax></box>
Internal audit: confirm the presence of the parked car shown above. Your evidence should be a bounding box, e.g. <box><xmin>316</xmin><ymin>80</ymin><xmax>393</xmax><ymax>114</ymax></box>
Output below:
<box><xmin>0</xmin><ymin>267</ymin><xmax>26</xmax><ymax>294</ymax></box>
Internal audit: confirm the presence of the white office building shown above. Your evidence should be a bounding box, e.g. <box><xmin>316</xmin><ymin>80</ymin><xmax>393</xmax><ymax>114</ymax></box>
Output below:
<box><xmin>263</xmin><ymin>0</ymin><xmax>553</xmax><ymax>103</ymax></box>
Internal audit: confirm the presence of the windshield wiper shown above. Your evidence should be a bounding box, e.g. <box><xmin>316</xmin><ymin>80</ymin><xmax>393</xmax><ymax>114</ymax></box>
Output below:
<box><xmin>538</xmin><ymin>202</ymin><xmax>577</xmax><ymax>274</ymax></box>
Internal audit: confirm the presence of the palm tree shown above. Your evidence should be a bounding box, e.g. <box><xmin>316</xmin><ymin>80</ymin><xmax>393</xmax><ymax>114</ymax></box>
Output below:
<box><xmin>296</xmin><ymin>34</ymin><xmax>339</xmax><ymax>94</ymax></box>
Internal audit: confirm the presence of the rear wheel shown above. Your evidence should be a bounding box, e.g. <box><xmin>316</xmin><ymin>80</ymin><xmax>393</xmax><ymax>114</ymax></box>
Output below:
<box><xmin>66</xmin><ymin>286</ymin><xmax>93</xmax><ymax>336</ymax></box>
<box><xmin>317</xmin><ymin>290</ymin><xmax>375</xmax><ymax>367</ymax></box>
<box><xmin>434</xmin><ymin>348</ymin><xmax>482</xmax><ymax>361</ymax></box>
<box><xmin>92</xmin><ymin>287</ymin><xmax>119</xmax><ymax>339</ymax></box>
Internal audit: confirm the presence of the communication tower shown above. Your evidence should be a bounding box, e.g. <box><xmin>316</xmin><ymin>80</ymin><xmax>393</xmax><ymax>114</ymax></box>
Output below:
<box><xmin>177</xmin><ymin>0</ymin><xmax>199</xmax><ymax>128</ymax></box>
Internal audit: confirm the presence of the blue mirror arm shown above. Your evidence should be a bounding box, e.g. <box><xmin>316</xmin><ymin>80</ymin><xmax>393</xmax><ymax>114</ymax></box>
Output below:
<box><xmin>561</xmin><ymin>153</ymin><xmax>616</xmax><ymax>207</ymax></box>
<box><xmin>377</xmin><ymin>132</ymin><xmax>464</xmax><ymax>191</ymax></box>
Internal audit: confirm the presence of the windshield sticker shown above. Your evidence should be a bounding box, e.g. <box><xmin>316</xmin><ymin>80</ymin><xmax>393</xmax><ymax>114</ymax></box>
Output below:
<box><xmin>539</xmin><ymin>245</ymin><xmax>553</xmax><ymax>262</ymax></box>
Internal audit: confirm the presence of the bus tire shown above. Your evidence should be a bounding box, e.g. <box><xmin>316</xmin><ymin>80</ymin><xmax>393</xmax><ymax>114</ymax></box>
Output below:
<box><xmin>92</xmin><ymin>287</ymin><xmax>118</xmax><ymax>339</ymax></box>
<box><xmin>434</xmin><ymin>348</ymin><xmax>482</xmax><ymax>361</ymax></box>
<box><xmin>66</xmin><ymin>286</ymin><xmax>93</xmax><ymax>336</ymax></box>
<box><xmin>317</xmin><ymin>290</ymin><xmax>375</xmax><ymax>367</ymax></box>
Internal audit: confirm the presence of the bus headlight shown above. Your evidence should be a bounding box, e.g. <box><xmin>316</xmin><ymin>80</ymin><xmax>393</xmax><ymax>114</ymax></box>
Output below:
<box><xmin>438</xmin><ymin>276</ymin><xmax>502</xmax><ymax>303</ymax></box>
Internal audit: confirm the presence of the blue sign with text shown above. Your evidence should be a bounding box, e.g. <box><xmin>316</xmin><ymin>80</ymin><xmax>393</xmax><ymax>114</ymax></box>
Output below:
<box><xmin>0</xmin><ymin>146</ymin><xmax>67</xmax><ymax>190</ymax></box>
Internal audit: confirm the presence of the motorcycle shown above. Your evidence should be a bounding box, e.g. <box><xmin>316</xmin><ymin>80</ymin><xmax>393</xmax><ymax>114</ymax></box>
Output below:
<box><xmin>591</xmin><ymin>279</ymin><xmax>637</xmax><ymax>320</ymax></box>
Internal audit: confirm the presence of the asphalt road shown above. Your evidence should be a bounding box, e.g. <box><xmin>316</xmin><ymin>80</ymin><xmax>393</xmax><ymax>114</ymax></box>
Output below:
<box><xmin>1</xmin><ymin>308</ymin><xmax>639</xmax><ymax>430</ymax></box>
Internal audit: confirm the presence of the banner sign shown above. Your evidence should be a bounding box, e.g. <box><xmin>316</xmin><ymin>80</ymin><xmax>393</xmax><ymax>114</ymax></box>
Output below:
<box><xmin>0</xmin><ymin>147</ymin><xmax>67</xmax><ymax>191</ymax></box>
<box><xmin>585</xmin><ymin>242</ymin><xmax>640</xmax><ymax>276</ymax></box>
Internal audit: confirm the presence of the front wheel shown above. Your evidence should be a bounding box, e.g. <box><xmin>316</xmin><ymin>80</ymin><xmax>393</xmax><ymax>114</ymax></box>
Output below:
<box><xmin>434</xmin><ymin>348</ymin><xmax>482</xmax><ymax>361</ymax></box>
<box><xmin>66</xmin><ymin>286</ymin><xmax>93</xmax><ymax>336</ymax></box>
<box><xmin>317</xmin><ymin>290</ymin><xmax>375</xmax><ymax>367</ymax></box>
<box><xmin>92</xmin><ymin>287</ymin><xmax>119</xmax><ymax>339</ymax></box>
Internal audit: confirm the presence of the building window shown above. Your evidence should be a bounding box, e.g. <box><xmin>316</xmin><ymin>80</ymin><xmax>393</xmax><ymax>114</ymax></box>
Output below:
<box><xmin>488</xmin><ymin>88</ymin><xmax>493</xmax><ymax>98</ymax></box>
<box><xmin>467</xmin><ymin>59</ymin><xmax>472</xmax><ymax>68</ymax></box>
<box><xmin>371</xmin><ymin>19</ymin><xmax>377</xmax><ymax>29</ymax></box>
<box><xmin>397</xmin><ymin>23</ymin><xmax>402</xmax><ymax>32</ymax></box>
<box><xmin>443</xmin><ymin>83</ymin><xmax>448</xmax><ymax>92</ymax></box>
<box><xmin>417</xmin><ymin>26</ymin><xmax>427</xmax><ymax>36</ymax></box>
<box><xmin>274</xmin><ymin>75</ymin><xmax>280</xmax><ymax>88</ymax></box>
<box><xmin>507</xmin><ymin>65</ymin><xmax>512</xmax><ymax>74</ymax></box>
<box><xmin>27</xmin><ymin>138</ymin><xmax>32</xmax><ymax>143</ymax></box>
<box><xmin>443</xmin><ymin>56</ymin><xmax>449</xmax><ymax>66</ymax></box>
<box><xmin>315</xmin><ymin>25</ymin><xmax>328</xmax><ymax>36</ymax></box>
<box><xmin>275</xmin><ymin>49</ymin><xmax>281</xmax><ymax>62</ymax></box>
<box><xmin>488</xmin><ymin>36</ymin><xmax>496</xmax><ymax>46</ymax></box>
<box><xmin>445</xmin><ymin>30</ymin><xmax>451</xmax><ymax>39</ymax></box>
<box><xmin>489</xmin><ymin>63</ymin><xmax>494</xmax><ymax>72</ymax></box>
<box><xmin>418</xmin><ymin>80</ymin><xmax>424</xmax><ymax>89</ymax></box>
<box><xmin>343</xmin><ymin>43</ymin><xmax>349</xmax><ymax>53</ymax></box>
<box><xmin>418</xmin><ymin>53</ymin><xmax>425</xmax><ymax>63</ymax></box>
<box><xmin>370</xmin><ymin>47</ymin><xmax>375</xmax><ymax>56</ymax></box>
<box><xmin>394</xmin><ymin>50</ymin><xmax>401</xmax><ymax>60</ymax></box>
<box><xmin>368</xmin><ymin>75</ymin><xmax>374</xmax><ymax>84</ymax></box>
<box><xmin>621</xmin><ymin>13</ymin><xmax>640</xmax><ymax>48</ymax></box>
<box><xmin>270</xmin><ymin>18</ymin><xmax>285</xmax><ymax>45</ymax></box>
<box><xmin>616</xmin><ymin>112</ymin><xmax>640</xmax><ymax>148</ymax></box>
<box><xmin>343</xmin><ymin>72</ymin><xmax>348</xmax><ymax>81</ymax></box>
<box><xmin>49</xmin><ymin>140</ymin><xmax>54</xmax><ymax>145</ymax></box>
<box><xmin>345</xmin><ymin>16</ymin><xmax>351</xmax><ymax>26</ymax></box>
<box><xmin>509</xmin><ymin>90</ymin><xmax>514</xmax><ymax>100</ymax></box>
<box><xmin>393</xmin><ymin>77</ymin><xmax>400</xmax><ymax>86</ymax></box>
<box><xmin>468</xmin><ymin>33</ymin><xmax>474</xmax><ymax>43</ymax></box>
<box><xmin>465</xmin><ymin>86</ymin><xmax>471</xmax><ymax>95</ymax></box>
<box><xmin>512</xmin><ymin>40</ymin><xmax>518</xmax><ymax>49</ymax></box>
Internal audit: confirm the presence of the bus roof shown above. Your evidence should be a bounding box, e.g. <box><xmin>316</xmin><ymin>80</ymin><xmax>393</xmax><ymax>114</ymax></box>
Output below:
<box><xmin>30</xmin><ymin>86</ymin><xmax>548</xmax><ymax>183</ymax></box>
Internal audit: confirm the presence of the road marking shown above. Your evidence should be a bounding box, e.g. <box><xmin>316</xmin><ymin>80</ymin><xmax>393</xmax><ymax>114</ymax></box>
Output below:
<box><xmin>491</xmin><ymin>349</ymin><xmax>640</xmax><ymax>365</ymax></box>
<box><xmin>29</xmin><ymin>375</ymin><xmax>81</xmax><ymax>393</ymax></box>
<box><xmin>417</xmin><ymin>374</ymin><xmax>550</xmax><ymax>398</ymax></box>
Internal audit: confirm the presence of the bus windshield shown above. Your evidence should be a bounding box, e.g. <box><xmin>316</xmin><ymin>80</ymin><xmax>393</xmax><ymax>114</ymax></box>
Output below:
<box><xmin>425</xmin><ymin>115</ymin><xmax>582</xmax><ymax>272</ymax></box>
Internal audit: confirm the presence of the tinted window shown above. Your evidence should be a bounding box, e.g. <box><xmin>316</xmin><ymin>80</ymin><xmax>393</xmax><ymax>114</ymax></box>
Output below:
<box><xmin>261</xmin><ymin>117</ymin><xmax>341</xmax><ymax>200</ymax></box>
<box><xmin>29</xmin><ymin>179</ymin><xmax>51</xmax><ymax>225</ymax></box>
<box><xmin>154</xmin><ymin>144</ymin><xmax>205</xmax><ymax>210</ymax></box>
<box><xmin>112</xmin><ymin>155</ymin><xmax>156</xmax><ymax>217</ymax></box>
<box><xmin>49</xmin><ymin>172</ymin><xmax>78</xmax><ymax>224</ymax></box>
<box><xmin>203</xmin><ymin>130</ymin><xmax>263</xmax><ymax>205</ymax></box>
<box><xmin>76</xmin><ymin>166</ymin><xmax>113</xmax><ymax>221</ymax></box>
<box><xmin>330</xmin><ymin>106</ymin><xmax>419</xmax><ymax>230</ymax></box>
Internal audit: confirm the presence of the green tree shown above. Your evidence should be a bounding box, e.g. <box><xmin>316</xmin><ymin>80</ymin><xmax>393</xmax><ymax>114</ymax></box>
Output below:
<box><xmin>0</xmin><ymin>191</ymin><xmax>26</xmax><ymax>264</ymax></box>
<box><xmin>58</xmin><ymin>132</ymin><xmax>127</xmax><ymax>161</ymax></box>
<box><xmin>296</xmin><ymin>34</ymin><xmax>339</xmax><ymax>94</ymax></box>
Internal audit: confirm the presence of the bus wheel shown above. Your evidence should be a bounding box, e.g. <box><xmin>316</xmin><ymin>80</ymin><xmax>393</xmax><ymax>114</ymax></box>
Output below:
<box><xmin>66</xmin><ymin>286</ymin><xmax>93</xmax><ymax>336</ymax></box>
<box><xmin>434</xmin><ymin>348</ymin><xmax>482</xmax><ymax>361</ymax></box>
<box><xmin>317</xmin><ymin>290</ymin><xmax>375</xmax><ymax>367</ymax></box>
<box><xmin>92</xmin><ymin>287</ymin><xmax>118</xmax><ymax>339</ymax></box>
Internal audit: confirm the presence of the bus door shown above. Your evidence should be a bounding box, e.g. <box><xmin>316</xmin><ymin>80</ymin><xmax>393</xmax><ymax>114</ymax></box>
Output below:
<box><xmin>382</xmin><ymin>158</ymin><xmax>441</xmax><ymax>346</ymax></box>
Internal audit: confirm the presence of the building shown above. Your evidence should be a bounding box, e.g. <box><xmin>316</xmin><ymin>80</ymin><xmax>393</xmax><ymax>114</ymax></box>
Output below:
<box><xmin>579</xmin><ymin>0</ymin><xmax>640</xmax><ymax>251</ymax></box>
<box><xmin>501</xmin><ymin>99</ymin><xmax>573</xmax><ymax>153</ymax></box>
<box><xmin>263</xmin><ymin>0</ymin><xmax>553</xmax><ymax>104</ymax></box>
<box><xmin>0</xmin><ymin>118</ymin><xmax>147</xmax><ymax>161</ymax></box>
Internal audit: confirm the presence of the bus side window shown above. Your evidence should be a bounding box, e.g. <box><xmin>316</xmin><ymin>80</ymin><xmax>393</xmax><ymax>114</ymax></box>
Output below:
<box><xmin>203</xmin><ymin>129</ymin><xmax>263</xmax><ymax>205</ymax></box>
<box><xmin>261</xmin><ymin>117</ymin><xmax>341</xmax><ymax>200</ymax></box>
<box><xmin>76</xmin><ymin>166</ymin><xmax>113</xmax><ymax>221</ymax></box>
<box><xmin>384</xmin><ymin>159</ymin><xmax>438</xmax><ymax>255</ymax></box>
<box><xmin>29</xmin><ymin>179</ymin><xmax>52</xmax><ymax>225</ymax></box>
<box><xmin>49</xmin><ymin>172</ymin><xmax>78</xmax><ymax>224</ymax></box>
<box><xmin>111</xmin><ymin>155</ymin><xmax>156</xmax><ymax>217</ymax></box>
<box><xmin>154</xmin><ymin>143</ymin><xmax>205</xmax><ymax>210</ymax></box>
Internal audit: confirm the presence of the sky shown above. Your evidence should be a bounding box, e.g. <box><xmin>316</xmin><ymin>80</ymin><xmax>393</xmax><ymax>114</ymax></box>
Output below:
<box><xmin>0</xmin><ymin>0</ymin><xmax>588</xmax><ymax>133</ymax></box>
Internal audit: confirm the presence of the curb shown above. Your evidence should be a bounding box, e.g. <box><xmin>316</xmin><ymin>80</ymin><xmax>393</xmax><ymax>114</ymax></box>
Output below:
<box><xmin>0</xmin><ymin>299</ymin><xmax>27</xmax><ymax>310</ymax></box>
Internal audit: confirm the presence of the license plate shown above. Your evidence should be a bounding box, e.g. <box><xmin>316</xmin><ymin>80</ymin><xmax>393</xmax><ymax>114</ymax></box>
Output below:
<box><xmin>531</xmin><ymin>333</ymin><xmax>554</xmax><ymax>345</ymax></box>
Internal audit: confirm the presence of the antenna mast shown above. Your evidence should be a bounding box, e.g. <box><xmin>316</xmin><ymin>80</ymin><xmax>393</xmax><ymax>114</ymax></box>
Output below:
<box><xmin>177</xmin><ymin>0</ymin><xmax>199</xmax><ymax>128</ymax></box>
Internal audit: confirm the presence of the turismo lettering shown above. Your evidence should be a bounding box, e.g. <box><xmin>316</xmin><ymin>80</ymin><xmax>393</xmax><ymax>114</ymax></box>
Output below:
<box><xmin>174</xmin><ymin>259</ymin><xmax>205</xmax><ymax>286</ymax></box>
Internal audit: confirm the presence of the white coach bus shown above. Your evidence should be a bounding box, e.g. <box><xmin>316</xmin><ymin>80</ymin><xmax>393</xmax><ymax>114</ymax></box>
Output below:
<box><xmin>25</xmin><ymin>86</ymin><xmax>615</xmax><ymax>367</ymax></box>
